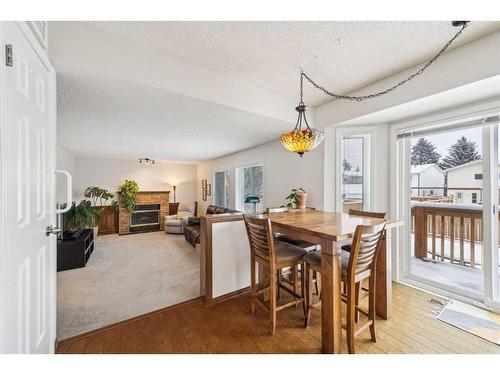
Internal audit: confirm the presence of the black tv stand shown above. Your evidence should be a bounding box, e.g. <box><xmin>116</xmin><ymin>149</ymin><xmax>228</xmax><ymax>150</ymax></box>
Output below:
<box><xmin>57</xmin><ymin>229</ymin><xmax>94</xmax><ymax>271</ymax></box>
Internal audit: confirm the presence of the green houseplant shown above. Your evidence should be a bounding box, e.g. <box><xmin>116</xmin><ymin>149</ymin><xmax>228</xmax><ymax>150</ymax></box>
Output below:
<box><xmin>284</xmin><ymin>188</ymin><xmax>308</xmax><ymax>209</ymax></box>
<box><xmin>62</xmin><ymin>200</ymin><xmax>95</xmax><ymax>231</ymax></box>
<box><xmin>119</xmin><ymin>179</ymin><xmax>139</xmax><ymax>213</ymax></box>
<box><xmin>84</xmin><ymin>186</ymin><xmax>115</xmax><ymax>237</ymax></box>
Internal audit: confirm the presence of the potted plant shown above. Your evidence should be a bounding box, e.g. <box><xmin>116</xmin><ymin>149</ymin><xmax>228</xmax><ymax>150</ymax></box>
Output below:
<box><xmin>118</xmin><ymin>179</ymin><xmax>139</xmax><ymax>213</ymax></box>
<box><xmin>84</xmin><ymin>186</ymin><xmax>115</xmax><ymax>238</ymax></box>
<box><xmin>62</xmin><ymin>200</ymin><xmax>95</xmax><ymax>234</ymax></box>
<box><xmin>284</xmin><ymin>188</ymin><xmax>308</xmax><ymax>209</ymax></box>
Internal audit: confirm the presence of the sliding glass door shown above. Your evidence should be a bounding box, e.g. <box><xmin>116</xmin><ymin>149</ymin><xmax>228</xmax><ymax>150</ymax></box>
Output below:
<box><xmin>398</xmin><ymin>115</ymin><xmax>500</xmax><ymax>309</ymax></box>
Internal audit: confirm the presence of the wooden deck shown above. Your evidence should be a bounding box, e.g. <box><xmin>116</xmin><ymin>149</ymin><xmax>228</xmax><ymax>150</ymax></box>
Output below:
<box><xmin>56</xmin><ymin>283</ymin><xmax>500</xmax><ymax>354</ymax></box>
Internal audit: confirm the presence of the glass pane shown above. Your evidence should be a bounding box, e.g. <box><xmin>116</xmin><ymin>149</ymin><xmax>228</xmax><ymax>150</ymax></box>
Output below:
<box><xmin>214</xmin><ymin>170</ymin><xmax>230</xmax><ymax>207</ymax></box>
<box><xmin>341</xmin><ymin>137</ymin><xmax>364</xmax><ymax>213</ymax></box>
<box><xmin>238</xmin><ymin>165</ymin><xmax>263</xmax><ymax>212</ymax></box>
<box><xmin>409</xmin><ymin>127</ymin><xmax>484</xmax><ymax>297</ymax></box>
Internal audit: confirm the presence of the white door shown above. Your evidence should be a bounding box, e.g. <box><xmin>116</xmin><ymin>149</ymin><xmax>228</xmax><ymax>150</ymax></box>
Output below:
<box><xmin>0</xmin><ymin>22</ymin><xmax>56</xmax><ymax>353</ymax></box>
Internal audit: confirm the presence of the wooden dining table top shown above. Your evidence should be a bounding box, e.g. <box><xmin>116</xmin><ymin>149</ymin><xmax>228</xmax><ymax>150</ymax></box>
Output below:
<box><xmin>262</xmin><ymin>209</ymin><xmax>401</xmax><ymax>242</ymax></box>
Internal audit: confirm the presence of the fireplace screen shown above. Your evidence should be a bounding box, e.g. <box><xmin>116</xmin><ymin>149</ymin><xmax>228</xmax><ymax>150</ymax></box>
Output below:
<box><xmin>130</xmin><ymin>210</ymin><xmax>160</xmax><ymax>227</ymax></box>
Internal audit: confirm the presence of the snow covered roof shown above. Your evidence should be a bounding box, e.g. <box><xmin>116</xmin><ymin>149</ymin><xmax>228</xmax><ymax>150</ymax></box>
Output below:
<box><xmin>410</xmin><ymin>163</ymin><xmax>444</xmax><ymax>174</ymax></box>
<box><xmin>445</xmin><ymin>159</ymin><xmax>483</xmax><ymax>172</ymax></box>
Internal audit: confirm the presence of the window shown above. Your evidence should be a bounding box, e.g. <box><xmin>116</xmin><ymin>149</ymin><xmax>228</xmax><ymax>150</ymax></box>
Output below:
<box><xmin>474</xmin><ymin>173</ymin><xmax>483</xmax><ymax>180</ymax></box>
<box><xmin>457</xmin><ymin>192</ymin><xmax>463</xmax><ymax>202</ymax></box>
<box><xmin>213</xmin><ymin>170</ymin><xmax>230</xmax><ymax>207</ymax></box>
<box><xmin>235</xmin><ymin>164</ymin><xmax>263</xmax><ymax>212</ymax></box>
<box><xmin>339</xmin><ymin>135</ymin><xmax>370</xmax><ymax>212</ymax></box>
<box><xmin>472</xmin><ymin>192</ymin><xmax>478</xmax><ymax>204</ymax></box>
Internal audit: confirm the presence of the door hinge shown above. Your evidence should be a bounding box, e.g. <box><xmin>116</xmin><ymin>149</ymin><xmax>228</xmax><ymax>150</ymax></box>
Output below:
<box><xmin>5</xmin><ymin>44</ymin><xmax>13</xmax><ymax>67</ymax></box>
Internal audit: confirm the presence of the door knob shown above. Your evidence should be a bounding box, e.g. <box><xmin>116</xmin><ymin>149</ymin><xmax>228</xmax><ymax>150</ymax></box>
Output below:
<box><xmin>46</xmin><ymin>225</ymin><xmax>61</xmax><ymax>236</ymax></box>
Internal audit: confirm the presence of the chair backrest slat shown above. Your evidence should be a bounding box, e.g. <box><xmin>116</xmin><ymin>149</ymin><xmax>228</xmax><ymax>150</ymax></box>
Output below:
<box><xmin>348</xmin><ymin>221</ymin><xmax>387</xmax><ymax>277</ymax></box>
<box><xmin>244</xmin><ymin>215</ymin><xmax>276</xmax><ymax>265</ymax></box>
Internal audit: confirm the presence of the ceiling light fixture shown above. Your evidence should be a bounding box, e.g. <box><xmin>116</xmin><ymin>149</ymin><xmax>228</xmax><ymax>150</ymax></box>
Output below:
<box><xmin>139</xmin><ymin>158</ymin><xmax>155</xmax><ymax>165</ymax></box>
<box><xmin>281</xmin><ymin>21</ymin><xmax>470</xmax><ymax>157</ymax></box>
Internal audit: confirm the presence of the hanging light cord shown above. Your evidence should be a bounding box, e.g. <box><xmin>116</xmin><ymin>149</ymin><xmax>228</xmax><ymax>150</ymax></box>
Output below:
<box><xmin>300</xmin><ymin>21</ymin><xmax>470</xmax><ymax>102</ymax></box>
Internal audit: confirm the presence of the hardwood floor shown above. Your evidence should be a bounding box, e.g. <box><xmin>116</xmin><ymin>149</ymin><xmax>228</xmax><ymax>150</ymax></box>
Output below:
<box><xmin>56</xmin><ymin>283</ymin><xmax>500</xmax><ymax>354</ymax></box>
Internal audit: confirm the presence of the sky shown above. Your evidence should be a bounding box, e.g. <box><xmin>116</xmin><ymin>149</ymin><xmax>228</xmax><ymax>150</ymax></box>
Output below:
<box><xmin>412</xmin><ymin>127</ymin><xmax>483</xmax><ymax>158</ymax></box>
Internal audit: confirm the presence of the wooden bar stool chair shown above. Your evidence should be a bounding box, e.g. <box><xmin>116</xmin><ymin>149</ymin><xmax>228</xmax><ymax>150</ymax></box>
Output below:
<box><xmin>341</xmin><ymin>209</ymin><xmax>386</xmax><ymax>313</ymax></box>
<box><xmin>266</xmin><ymin>207</ymin><xmax>319</xmax><ymax>296</ymax></box>
<box><xmin>341</xmin><ymin>209</ymin><xmax>386</xmax><ymax>253</ymax></box>
<box><xmin>243</xmin><ymin>215</ymin><xmax>308</xmax><ymax>335</ymax></box>
<box><xmin>303</xmin><ymin>221</ymin><xmax>387</xmax><ymax>354</ymax></box>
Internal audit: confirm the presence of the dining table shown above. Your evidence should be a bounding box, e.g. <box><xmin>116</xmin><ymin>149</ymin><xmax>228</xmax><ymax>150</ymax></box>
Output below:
<box><xmin>263</xmin><ymin>209</ymin><xmax>401</xmax><ymax>354</ymax></box>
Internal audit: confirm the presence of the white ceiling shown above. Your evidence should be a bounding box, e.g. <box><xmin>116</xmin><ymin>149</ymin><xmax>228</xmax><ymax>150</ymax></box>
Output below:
<box><xmin>57</xmin><ymin>68</ymin><xmax>289</xmax><ymax>161</ymax></box>
<box><xmin>81</xmin><ymin>21</ymin><xmax>500</xmax><ymax>105</ymax></box>
<box><xmin>51</xmin><ymin>21</ymin><xmax>500</xmax><ymax>161</ymax></box>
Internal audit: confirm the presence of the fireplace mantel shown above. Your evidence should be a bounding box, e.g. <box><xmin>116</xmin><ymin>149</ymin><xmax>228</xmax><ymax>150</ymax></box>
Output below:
<box><xmin>117</xmin><ymin>191</ymin><xmax>170</xmax><ymax>235</ymax></box>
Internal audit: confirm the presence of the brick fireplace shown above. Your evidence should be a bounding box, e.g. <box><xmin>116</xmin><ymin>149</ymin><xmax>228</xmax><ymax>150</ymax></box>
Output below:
<box><xmin>118</xmin><ymin>191</ymin><xmax>170</xmax><ymax>235</ymax></box>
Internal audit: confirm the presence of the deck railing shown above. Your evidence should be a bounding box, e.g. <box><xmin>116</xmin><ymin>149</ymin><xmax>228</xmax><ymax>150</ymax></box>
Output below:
<box><xmin>411</xmin><ymin>203</ymin><xmax>489</xmax><ymax>269</ymax></box>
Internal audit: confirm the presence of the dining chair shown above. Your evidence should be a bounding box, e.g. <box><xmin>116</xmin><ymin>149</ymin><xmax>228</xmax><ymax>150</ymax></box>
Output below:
<box><xmin>266</xmin><ymin>207</ymin><xmax>319</xmax><ymax>295</ymax></box>
<box><xmin>303</xmin><ymin>221</ymin><xmax>387</xmax><ymax>354</ymax></box>
<box><xmin>243</xmin><ymin>215</ymin><xmax>308</xmax><ymax>335</ymax></box>
<box><xmin>341</xmin><ymin>209</ymin><xmax>386</xmax><ymax>252</ymax></box>
<box><xmin>340</xmin><ymin>209</ymin><xmax>386</xmax><ymax>309</ymax></box>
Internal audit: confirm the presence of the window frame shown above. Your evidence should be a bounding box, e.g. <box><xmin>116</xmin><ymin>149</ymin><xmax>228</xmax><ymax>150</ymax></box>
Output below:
<box><xmin>235</xmin><ymin>163</ymin><xmax>264</xmax><ymax>212</ymax></box>
<box><xmin>335</xmin><ymin>128</ymin><xmax>373</xmax><ymax>212</ymax></box>
<box><xmin>213</xmin><ymin>169</ymin><xmax>230</xmax><ymax>208</ymax></box>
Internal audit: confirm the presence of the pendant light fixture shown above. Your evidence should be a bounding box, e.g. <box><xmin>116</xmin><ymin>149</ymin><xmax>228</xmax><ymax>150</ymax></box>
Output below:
<box><xmin>281</xmin><ymin>21</ymin><xmax>470</xmax><ymax>157</ymax></box>
<box><xmin>280</xmin><ymin>72</ymin><xmax>324</xmax><ymax>157</ymax></box>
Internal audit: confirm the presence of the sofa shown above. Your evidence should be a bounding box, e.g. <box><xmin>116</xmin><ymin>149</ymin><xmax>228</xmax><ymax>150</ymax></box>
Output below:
<box><xmin>164</xmin><ymin>201</ymin><xmax>197</xmax><ymax>234</ymax></box>
<box><xmin>184</xmin><ymin>205</ymin><xmax>240</xmax><ymax>246</ymax></box>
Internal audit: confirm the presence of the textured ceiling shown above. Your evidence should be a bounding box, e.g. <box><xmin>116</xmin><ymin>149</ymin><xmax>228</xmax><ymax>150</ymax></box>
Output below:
<box><xmin>53</xmin><ymin>21</ymin><xmax>500</xmax><ymax>161</ymax></box>
<box><xmin>82</xmin><ymin>21</ymin><xmax>500</xmax><ymax>105</ymax></box>
<box><xmin>57</xmin><ymin>69</ymin><xmax>289</xmax><ymax>161</ymax></box>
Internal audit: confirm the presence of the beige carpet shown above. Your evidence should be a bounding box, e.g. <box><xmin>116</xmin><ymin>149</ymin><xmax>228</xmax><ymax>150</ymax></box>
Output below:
<box><xmin>57</xmin><ymin>231</ymin><xmax>200</xmax><ymax>340</ymax></box>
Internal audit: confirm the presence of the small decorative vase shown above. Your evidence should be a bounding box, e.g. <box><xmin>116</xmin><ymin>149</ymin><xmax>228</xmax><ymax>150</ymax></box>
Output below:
<box><xmin>295</xmin><ymin>193</ymin><xmax>307</xmax><ymax>209</ymax></box>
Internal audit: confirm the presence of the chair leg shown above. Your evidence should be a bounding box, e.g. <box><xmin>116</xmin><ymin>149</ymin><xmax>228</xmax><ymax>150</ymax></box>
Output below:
<box><xmin>250</xmin><ymin>259</ymin><xmax>256</xmax><ymax>315</ymax></box>
<box><xmin>368</xmin><ymin>274</ymin><xmax>377</xmax><ymax>342</ymax></box>
<box><xmin>270</xmin><ymin>269</ymin><xmax>277</xmax><ymax>336</ymax></box>
<box><xmin>313</xmin><ymin>271</ymin><xmax>319</xmax><ymax>295</ymax></box>
<box><xmin>276</xmin><ymin>270</ymin><xmax>281</xmax><ymax>300</ymax></box>
<box><xmin>300</xmin><ymin>262</ymin><xmax>307</xmax><ymax>320</ymax></box>
<box><xmin>346</xmin><ymin>280</ymin><xmax>356</xmax><ymax>354</ymax></box>
<box><xmin>304</xmin><ymin>263</ymin><xmax>313</xmax><ymax>328</ymax></box>
<box><xmin>355</xmin><ymin>282</ymin><xmax>361</xmax><ymax>323</ymax></box>
<box><xmin>292</xmin><ymin>266</ymin><xmax>299</xmax><ymax>294</ymax></box>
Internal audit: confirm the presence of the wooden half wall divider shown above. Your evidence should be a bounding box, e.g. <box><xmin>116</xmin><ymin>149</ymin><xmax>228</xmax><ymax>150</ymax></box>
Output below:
<box><xmin>200</xmin><ymin>213</ymin><xmax>256</xmax><ymax>305</ymax></box>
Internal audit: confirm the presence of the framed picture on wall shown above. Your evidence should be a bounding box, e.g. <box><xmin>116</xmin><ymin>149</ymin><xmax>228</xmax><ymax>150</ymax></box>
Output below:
<box><xmin>202</xmin><ymin>189</ymin><xmax>207</xmax><ymax>201</ymax></box>
<box><xmin>202</xmin><ymin>179</ymin><xmax>207</xmax><ymax>189</ymax></box>
<box><xmin>207</xmin><ymin>183</ymin><xmax>211</xmax><ymax>196</ymax></box>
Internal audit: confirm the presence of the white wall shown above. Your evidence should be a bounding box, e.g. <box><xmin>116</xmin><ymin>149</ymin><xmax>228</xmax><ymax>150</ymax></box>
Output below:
<box><xmin>74</xmin><ymin>157</ymin><xmax>198</xmax><ymax>203</ymax></box>
<box><xmin>197</xmin><ymin>141</ymin><xmax>324</xmax><ymax>214</ymax></box>
<box><xmin>56</xmin><ymin>147</ymin><xmax>76</xmax><ymax>206</ymax></box>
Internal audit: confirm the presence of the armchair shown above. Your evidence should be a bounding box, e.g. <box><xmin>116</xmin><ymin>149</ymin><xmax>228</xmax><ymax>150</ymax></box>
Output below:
<box><xmin>164</xmin><ymin>201</ymin><xmax>197</xmax><ymax>234</ymax></box>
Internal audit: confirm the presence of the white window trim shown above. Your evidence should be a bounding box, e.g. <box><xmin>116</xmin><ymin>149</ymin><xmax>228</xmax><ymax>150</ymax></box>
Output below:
<box><xmin>335</xmin><ymin>127</ymin><xmax>374</xmax><ymax>212</ymax></box>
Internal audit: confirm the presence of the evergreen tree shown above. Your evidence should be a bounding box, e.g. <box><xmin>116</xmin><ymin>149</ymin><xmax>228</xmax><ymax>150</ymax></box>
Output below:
<box><xmin>440</xmin><ymin>136</ymin><xmax>481</xmax><ymax>169</ymax></box>
<box><xmin>342</xmin><ymin>159</ymin><xmax>352</xmax><ymax>172</ymax></box>
<box><xmin>411</xmin><ymin>138</ymin><xmax>441</xmax><ymax>165</ymax></box>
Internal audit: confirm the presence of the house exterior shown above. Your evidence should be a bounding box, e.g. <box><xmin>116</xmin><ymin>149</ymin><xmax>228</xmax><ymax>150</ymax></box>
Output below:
<box><xmin>410</xmin><ymin>164</ymin><xmax>445</xmax><ymax>197</ymax></box>
<box><xmin>446</xmin><ymin>160</ymin><xmax>492</xmax><ymax>204</ymax></box>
